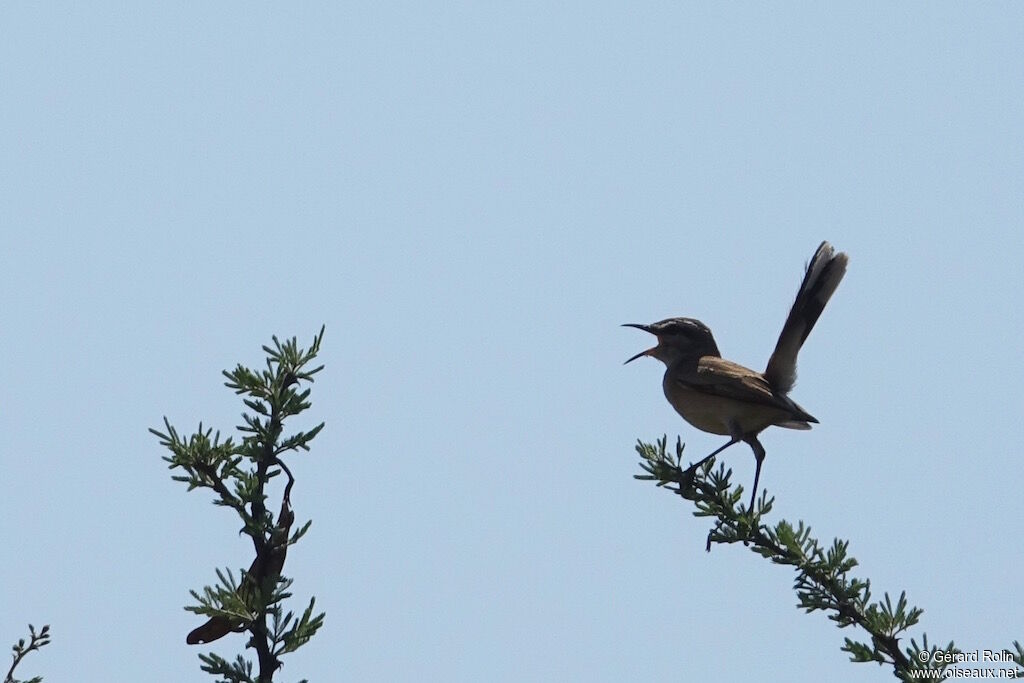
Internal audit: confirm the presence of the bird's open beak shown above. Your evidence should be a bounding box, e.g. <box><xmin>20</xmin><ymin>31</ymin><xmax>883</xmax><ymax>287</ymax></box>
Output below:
<box><xmin>624</xmin><ymin>348</ymin><xmax>653</xmax><ymax>364</ymax></box>
<box><xmin>622</xmin><ymin>323</ymin><xmax>656</xmax><ymax>364</ymax></box>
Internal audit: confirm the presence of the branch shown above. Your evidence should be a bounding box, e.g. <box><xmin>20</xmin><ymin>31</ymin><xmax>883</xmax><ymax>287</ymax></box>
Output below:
<box><xmin>633</xmin><ymin>436</ymin><xmax>1023</xmax><ymax>681</ymax></box>
<box><xmin>5</xmin><ymin>624</ymin><xmax>50</xmax><ymax>683</ymax></box>
<box><xmin>156</xmin><ymin>327</ymin><xmax>327</xmax><ymax>683</ymax></box>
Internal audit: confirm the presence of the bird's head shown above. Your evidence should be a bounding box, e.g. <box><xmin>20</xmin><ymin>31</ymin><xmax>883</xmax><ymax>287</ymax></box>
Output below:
<box><xmin>622</xmin><ymin>317</ymin><xmax>721</xmax><ymax>366</ymax></box>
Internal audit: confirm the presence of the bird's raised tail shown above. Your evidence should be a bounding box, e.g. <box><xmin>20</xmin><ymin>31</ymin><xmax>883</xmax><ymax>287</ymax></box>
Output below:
<box><xmin>764</xmin><ymin>241</ymin><xmax>848</xmax><ymax>394</ymax></box>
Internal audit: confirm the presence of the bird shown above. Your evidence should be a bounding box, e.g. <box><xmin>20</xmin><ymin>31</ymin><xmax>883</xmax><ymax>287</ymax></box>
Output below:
<box><xmin>624</xmin><ymin>241</ymin><xmax>848</xmax><ymax>512</ymax></box>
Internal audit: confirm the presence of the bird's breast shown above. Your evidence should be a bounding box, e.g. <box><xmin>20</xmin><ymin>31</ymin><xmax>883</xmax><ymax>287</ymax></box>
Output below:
<box><xmin>661</xmin><ymin>378</ymin><xmax>735</xmax><ymax>436</ymax></box>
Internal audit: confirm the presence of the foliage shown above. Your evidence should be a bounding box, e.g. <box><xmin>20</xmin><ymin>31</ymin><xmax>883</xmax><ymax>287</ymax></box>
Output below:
<box><xmin>634</xmin><ymin>436</ymin><xmax>1024</xmax><ymax>681</ymax></box>
<box><xmin>151</xmin><ymin>327</ymin><xmax>327</xmax><ymax>683</ymax></box>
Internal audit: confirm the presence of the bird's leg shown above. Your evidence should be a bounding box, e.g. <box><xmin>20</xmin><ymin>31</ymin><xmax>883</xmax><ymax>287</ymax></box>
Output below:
<box><xmin>686</xmin><ymin>437</ymin><xmax>740</xmax><ymax>473</ymax></box>
<box><xmin>745</xmin><ymin>437</ymin><xmax>766</xmax><ymax>514</ymax></box>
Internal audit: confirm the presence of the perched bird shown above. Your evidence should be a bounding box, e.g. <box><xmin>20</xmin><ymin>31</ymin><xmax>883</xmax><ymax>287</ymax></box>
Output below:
<box><xmin>624</xmin><ymin>241</ymin><xmax>848</xmax><ymax>512</ymax></box>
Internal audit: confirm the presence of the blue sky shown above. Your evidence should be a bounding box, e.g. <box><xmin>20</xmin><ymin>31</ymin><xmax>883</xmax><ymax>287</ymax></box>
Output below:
<box><xmin>2</xmin><ymin>4</ymin><xmax>1022</xmax><ymax>682</ymax></box>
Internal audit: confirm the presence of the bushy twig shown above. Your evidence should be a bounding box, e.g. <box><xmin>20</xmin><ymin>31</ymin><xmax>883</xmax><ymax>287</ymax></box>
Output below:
<box><xmin>634</xmin><ymin>436</ymin><xmax>1023</xmax><ymax>681</ymax></box>
<box><xmin>5</xmin><ymin>624</ymin><xmax>50</xmax><ymax>683</ymax></box>
<box><xmin>152</xmin><ymin>327</ymin><xmax>327</xmax><ymax>683</ymax></box>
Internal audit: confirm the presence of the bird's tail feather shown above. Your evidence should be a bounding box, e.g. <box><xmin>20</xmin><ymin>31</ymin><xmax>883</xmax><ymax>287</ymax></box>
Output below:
<box><xmin>764</xmin><ymin>241</ymin><xmax>848</xmax><ymax>394</ymax></box>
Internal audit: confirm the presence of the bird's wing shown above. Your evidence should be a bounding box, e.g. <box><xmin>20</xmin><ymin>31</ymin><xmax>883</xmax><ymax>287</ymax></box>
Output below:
<box><xmin>676</xmin><ymin>357</ymin><xmax>795</xmax><ymax>412</ymax></box>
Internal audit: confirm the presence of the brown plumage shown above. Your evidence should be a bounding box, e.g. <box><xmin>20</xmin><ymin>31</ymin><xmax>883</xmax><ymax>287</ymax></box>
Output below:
<box><xmin>625</xmin><ymin>241</ymin><xmax>848</xmax><ymax>511</ymax></box>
